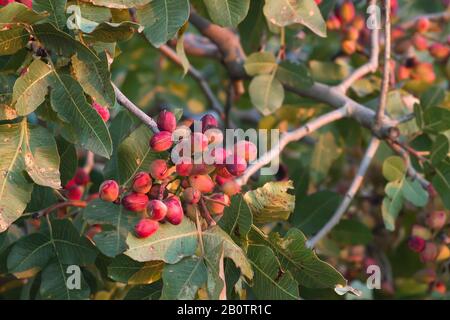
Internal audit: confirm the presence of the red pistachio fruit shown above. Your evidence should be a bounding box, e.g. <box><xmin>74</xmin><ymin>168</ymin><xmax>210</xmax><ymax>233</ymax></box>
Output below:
<box><xmin>189</xmin><ymin>174</ymin><xmax>215</xmax><ymax>193</ymax></box>
<box><xmin>420</xmin><ymin>242</ymin><xmax>438</xmax><ymax>263</ymax></box>
<box><xmin>135</xmin><ymin>218</ymin><xmax>159</xmax><ymax>238</ymax></box>
<box><xmin>176</xmin><ymin>160</ymin><xmax>193</xmax><ymax>177</ymax></box>
<box><xmin>164</xmin><ymin>196</ymin><xmax>184</xmax><ymax>225</ymax></box>
<box><xmin>222</xmin><ymin>180</ymin><xmax>241</xmax><ymax>196</ymax></box>
<box><xmin>67</xmin><ymin>186</ymin><xmax>84</xmax><ymax>201</ymax></box>
<box><xmin>149</xmin><ymin>159</ymin><xmax>168</xmax><ymax>180</ymax></box>
<box><xmin>408</xmin><ymin>236</ymin><xmax>426</xmax><ymax>253</ymax></box>
<box><xmin>183</xmin><ymin>187</ymin><xmax>201</xmax><ymax>204</ymax></box>
<box><xmin>74</xmin><ymin>168</ymin><xmax>90</xmax><ymax>186</ymax></box>
<box><xmin>132</xmin><ymin>172</ymin><xmax>152</xmax><ymax>194</ymax></box>
<box><xmin>201</xmin><ymin>114</ymin><xmax>218</xmax><ymax>132</ymax></box>
<box><xmin>425</xmin><ymin>211</ymin><xmax>447</xmax><ymax>230</ymax></box>
<box><xmin>234</xmin><ymin>140</ymin><xmax>257</xmax><ymax>162</ymax></box>
<box><xmin>147</xmin><ymin>199</ymin><xmax>168</xmax><ymax>221</ymax></box>
<box><xmin>157</xmin><ymin>110</ymin><xmax>177</xmax><ymax>133</ymax></box>
<box><xmin>92</xmin><ymin>101</ymin><xmax>110</xmax><ymax>122</ymax></box>
<box><xmin>150</xmin><ymin>131</ymin><xmax>173</xmax><ymax>152</ymax></box>
<box><xmin>99</xmin><ymin>180</ymin><xmax>120</xmax><ymax>202</ymax></box>
<box><xmin>225</xmin><ymin>155</ymin><xmax>247</xmax><ymax>176</ymax></box>
<box><xmin>122</xmin><ymin>192</ymin><xmax>149</xmax><ymax>212</ymax></box>
<box><xmin>207</xmin><ymin>193</ymin><xmax>230</xmax><ymax>215</ymax></box>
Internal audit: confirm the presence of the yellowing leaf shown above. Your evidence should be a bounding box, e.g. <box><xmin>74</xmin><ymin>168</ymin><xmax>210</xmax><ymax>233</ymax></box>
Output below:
<box><xmin>244</xmin><ymin>181</ymin><xmax>295</xmax><ymax>224</ymax></box>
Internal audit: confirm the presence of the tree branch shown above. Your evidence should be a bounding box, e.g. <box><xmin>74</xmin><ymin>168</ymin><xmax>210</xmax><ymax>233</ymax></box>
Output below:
<box><xmin>306</xmin><ymin>137</ymin><xmax>381</xmax><ymax>248</ymax></box>
<box><xmin>375</xmin><ymin>0</ymin><xmax>392</xmax><ymax>126</ymax></box>
<box><xmin>159</xmin><ymin>44</ymin><xmax>223</xmax><ymax>114</ymax></box>
<box><xmin>112</xmin><ymin>83</ymin><xmax>160</xmax><ymax>133</ymax></box>
<box><xmin>236</xmin><ymin>106</ymin><xmax>349</xmax><ymax>185</ymax></box>
<box><xmin>32</xmin><ymin>200</ymin><xmax>88</xmax><ymax>219</ymax></box>
<box><xmin>335</xmin><ymin>0</ymin><xmax>380</xmax><ymax>93</ymax></box>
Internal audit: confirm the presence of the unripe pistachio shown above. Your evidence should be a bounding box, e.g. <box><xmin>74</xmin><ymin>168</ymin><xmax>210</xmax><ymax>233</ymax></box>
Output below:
<box><xmin>147</xmin><ymin>199</ymin><xmax>168</xmax><ymax>221</ymax></box>
<box><xmin>122</xmin><ymin>192</ymin><xmax>149</xmax><ymax>212</ymax></box>
<box><xmin>74</xmin><ymin>168</ymin><xmax>90</xmax><ymax>186</ymax></box>
<box><xmin>164</xmin><ymin>196</ymin><xmax>184</xmax><ymax>225</ymax></box>
<box><xmin>345</xmin><ymin>26</ymin><xmax>359</xmax><ymax>41</ymax></box>
<box><xmin>149</xmin><ymin>159</ymin><xmax>168</xmax><ymax>180</ymax></box>
<box><xmin>201</xmin><ymin>114</ymin><xmax>218</xmax><ymax>132</ymax></box>
<box><xmin>420</xmin><ymin>242</ymin><xmax>438</xmax><ymax>263</ymax></box>
<box><xmin>176</xmin><ymin>160</ymin><xmax>193</xmax><ymax>176</ymax></box>
<box><xmin>150</xmin><ymin>131</ymin><xmax>173</xmax><ymax>152</ymax></box>
<box><xmin>234</xmin><ymin>141</ymin><xmax>257</xmax><ymax>162</ymax></box>
<box><xmin>99</xmin><ymin>180</ymin><xmax>120</xmax><ymax>202</ymax></box>
<box><xmin>431</xmin><ymin>281</ymin><xmax>447</xmax><ymax>295</ymax></box>
<box><xmin>425</xmin><ymin>211</ymin><xmax>447</xmax><ymax>230</ymax></box>
<box><xmin>67</xmin><ymin>185</ymin><xmax>84</xmax><ymax>200</ymax></box>
<box><xmin>352</xmin><ymin>15</ymin><xmax>365</xmax><ymax>31</ymax></box>
<box><xmin>190</xmin><ymin>163</ymin><xmax>215</xmax><ymax>175</ymax></box>
<box><xmin>225</xmin><ymin>155</ymin><xmax>247</xmax><ymax>176</ymax></box>
<box><xmin>189</xmin><ymin>174</ymin><xmax>215</xmax><ymax>193</ymax></box>
<box><xmin>183</xmin><ymin>187</ymin><xmax>201</xmax><ymax>204</ymax></box>
<box><xmin>157</xmin><ymin>110</ymin><xmax>177</xmax><ymax>133</ymax></box>
<box><xmin>397</xmin><ymin>65</ymin><xmax>411</xmax><ymax>81</ymax></box>
<box><xmin>326</xmin><ymin>15</ymin><xmax>341</xmax><ymax>31</ymax></box>
<box><xmin>204</xmin><ymin>127</ymin><xmax>223</xmax><ymax>145</ymax></box>
<box><xmin>215</xmin><ymin>175</ymin><xmax>231</xmax><ymax>186</ymax></box>
<box><xmin>92</xmin><ymin>101</ymin><xmax>110</xmax><ymax>122</ymax></box>
<box><xmin>65</xmin><ymin>178</ymin><xmax>77</xmax><ymax>190</ymax></box>
<box><xmin>216</xmin><ymin>165</ymin><xmax>235</xmax><ymax>178</ymax></box>
<box><xmin>408</xmin><ymin>236</ymin><xmax>426</xmax><ymax>253</ymax></box>
<box><xmin>211</xmin><ymin>147</ymin><xmax>231</xmax><ymax>166</ymax></box>
<box><xmin>415</xmin><ymin>17</ymin><xmax>430</xmax><ymax>34</ymax></box>
<box><xmin>339</xmin><ymin>1</ymin><xmax>355</xmax><ymax>24</ymax></box>
<box><xmin>207</xmin><ymin>193</ymin><xmax>230</xmax><ymax>215</ymax></box>
<box><xmin>132</xmin><ymin>172</ymin><xmax>152</xmax><ymax>194</ymax></box>
<box><xmin>135</xmin><ymin>218</ymin><xmax>159</xmax><ymax>238</ymax></box>
<box><xmin>222</xmin><ymin>180</ymin><xmax>241</xmax><ymax>196</ymax></box>
<box><xmin>412</xmin><ymin>62</ymin><xmax>436</xmax><ymax>83</ymax></box>
<box><xmin>429</xmin><ymin>43</ymin><xmax>450</xmax><ymax>60</ymax></box>
<box><xmin>412</xmin><ymin>34</ymin><xmax>428</xmax><ymax>51</ymax></box>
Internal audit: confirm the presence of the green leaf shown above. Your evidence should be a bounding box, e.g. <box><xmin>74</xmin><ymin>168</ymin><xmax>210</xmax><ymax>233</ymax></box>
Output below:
<box><xmin>7</xmin><ymin>219</ymin><xmax>97</xmax><ymax>273</ymax></box>
<box><xmin>124</xmin><ymin>283</ymin><xmax>162</xmax><ymax>300</ymax></box>
<box><xmin>84</xmin><ymin>199</ymin><xmax>140</xmax><ymax>257</ymax></box>
<box><xmin>203</xmin><ymin>242</ymin><xmax>224</xmax><ymax>300</ymax></box>
<box><xmin>78</xmin><ymin>0</ymin><xmax>152</xmax><ymax>9</ymax></box>
<box><xmin>244</xmin><ymin>181</ymin><xmax>295</xmax><ymax>224</ymax></box>
<box><xmin>238</xmin><ymin>0</ymin><xmax>265</xmax><ymax>53</ymax></box>
<box><xmin>0</xmin><ymin>28</ymin><xmax>29</xmax><ymax>56</ymax></box>
<box><xmin>0</xmin><ymin>2</ymin><xmax>49</xmax><ymax>25</ymax></box>
<box><xmin>0</xmin><ymin>120</ymin><xmax>61</xmax><ymax>232</ymax></box>
<box><xmin>276</xmin><ymin>61</ymin><xmax>314</xmax><ymax>89</ymax></box>
<box><xmin>107</xmin><ymin>255</ymin><xmax>163</xmax><ymax>284</ymax></box>
<box><xmin>423</xmin><ymin>107</ymin><xmax>450</xmax><ymax>133</ymax></box>
<box><xmin>244</xmin><ymin>51</ymin><xmax>277</xmax><ymax>76</ymax></box>
<box><xmin>310</xmin><ymin>131</ymin><xmax>342</xmax><ymax>183</ymax></box>
<box><xmin>249</xmin><ymin>226</ymin><xmax>346</xmax><ymax>288</ymax></box>
<box><xmin>414</xmin><ymin>103</ymin><xmax>424</xmax><ymax>129</ymax></box>
<box><xmin>0</xmin><ymin>74</ymin><xmax>17</xmax><ymax>120</ymax></box>
<box><xmin>125</xmin><ymin>218</ymin><xmax>198</xmax><ymax>264</ymax></box>
<box><xmin>247</xmin><ymin>244</ymin><xmax>299</xmax><ymax>300</ymax></box>
<box><xmin>430</xmin><ymin>134</ymin><xmax>449</xmax><ymax>165</ymax></box>
<box><xmin>49</xmin><ymin>73</ymin><xmax>112</xmax><ymax>158</ymax></box>
<box><xmin>432</xmin><ymin>163</ymin><xmax>450</xmax><ymax>209</ymax></box>
<box><xmin>40</xmin><ymin>261</ymin><xmax>90</xmax><ymax>300</ymax></box>
<box><xmin>106</xmin><ymin>125</ymin><xmax>161</xmax><ymax>186</ymax></box>
<box><xmin>382</xmin><ymin>156</ymin><xmax>406</xmax><ymax>182</ymax></box>
<box><xmin>71</xmin><ymin>53</ymin><xmax>116</xmax><ymax>108</ymax></box>
<box><xmin>203</xmin><ymin>226</ymin><xmax>253</xmax><ymax>281</ymax></box>
<box><xmin>420</xmin><ymin>86</ymin><xmax>445</xmax><ymax>109</ymax></box>
<box><xmin>33</xmin><ymin>23</ymin><xmax>115</xmax><ymax>108</ymax></box>
<box><xmin>33</xmin><ymin>0</ymin><xmax>67</xmax><ymax>29</ymax></box>
<box><xmin>330</xmin><ymin>219</ymin><xmax>373</xmax><ymax>245</ymax></box>
<box><xmin>161</xmin><ymin>256</ymin><xmax>207</xmax><ymax>300</ymax></box>
<box><xmin>218</xmin><ymin>194</ymin><xmax>253</xmax><ymax>244</ymax></box>
<box><xmin>12</xmin><ymin>59</ymin><xmax>53</xmax><ymax>116</ymax></box>
<box><xmin>25</xmin><ymin>185</ymin><xmax>57</xmax><ymax>212</ymax></box>
<box><xmin>137</xmin><ymin>0</ymin><xmax>190</xmax><ymax>48</ymax></box>
<box><xmin>263</xmin><ymin>0</ymin><xmax>326</xmax><ymax>37</ymax></box>
<box><xmin>249</xmin><ymin>73</ymin><xmax>285</xmax><ymax>116</ymax></box>
<box><xmin>382</xmin><ymin>181</ymin><xmax>404</xmax><ymax>231</ymax></box>
<box><xmin>56</xmin><ymin>136</ymin><xmax>77</xmax><ymax>186</ymax></box>
<box><xmin>293</xmin><ymin>190</ymin><xmax>342</xmax><ymax>235</ymax></box>
<box><xmin>402</xmin><ymin>178</ymin><xmax>429</xmax><ymax>207</ymax></box>
<box><xmin>203</xmin><ymin>0</ymin><xmax>250</xmax><ymax>27</ymax></box>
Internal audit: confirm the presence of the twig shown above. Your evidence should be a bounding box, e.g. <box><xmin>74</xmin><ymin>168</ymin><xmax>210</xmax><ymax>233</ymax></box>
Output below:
<box><xmin>199</xmin><ymin>198</ymin><xmax>216</xmax><ymax>226</ymax></box>
<box><xmin>195</xmin><ymin>207</ymin><xmax>205</xmax><ymax>256</ymax></box>
<box><xmin>375</xmin><ymin>0</ymin><xmax>391</xmax><ymax>126</ymax></box>
<box><xmin>306</xmin><ymin>137</ymin><xmax>381</xmax><ymax>248</ymax></box>
<box><xmin>236</xmin><ymin>106</ymin><xmax>349</xmax><ymax>185</ymax></box>
<box><xmin>398</xmin><ymin>11</ymin><xmax>450</xmax><ymax>30</ymax></box>
<box><xmin>335</xmin><ymin>0</ymin><xmax>379</xmax><ymax>93</ymax></box>
<box><xmin>31</xmin><ymin>200</ymin><xmax>88</xmax><ymax>219</ymax></box>
<box><xmin>83</xmin><ymin>151</ymin><xmax>95</xmax><ymax>173</ymax></box>
<box><xmin>159</xmin><ymin>44</ymin><xmax>223</xmax><ymax>114</ymax></box>
<box><xmin>112</xmin><ymin>83</ymin><xmax>160</xmax><ymax>133</ymax></box>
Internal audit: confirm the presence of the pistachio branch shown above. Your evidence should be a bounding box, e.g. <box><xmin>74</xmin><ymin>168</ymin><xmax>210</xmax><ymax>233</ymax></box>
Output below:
<box><xmin>31</xmin><ymin>200</ymin><xmax>88</xmax><ymax>219</ymax></box>
<box><xmin>159</xmin><ymin>44</ymin><xmax>223</xmax><ymax>114</ymax></box>
<box><xmin>306</xmin><ymin>137</ymin><xmax>381</xmax><ymax>248</ymax></box>
<box><xmin>113</xmin><ymin>83</ymin><xmax>160</xmax><ymax>133</ymax></box>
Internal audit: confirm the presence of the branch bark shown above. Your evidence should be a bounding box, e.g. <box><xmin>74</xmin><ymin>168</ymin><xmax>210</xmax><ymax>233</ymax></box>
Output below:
<box><xmin>306</xmin><ymin>137</ymin><xmax>381</xmax><ymax>248</ymax></box>
<box><xmin>112</xmin><ymin>83</ymin><xmax>160</xmax><ymax>133</ymax></box>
